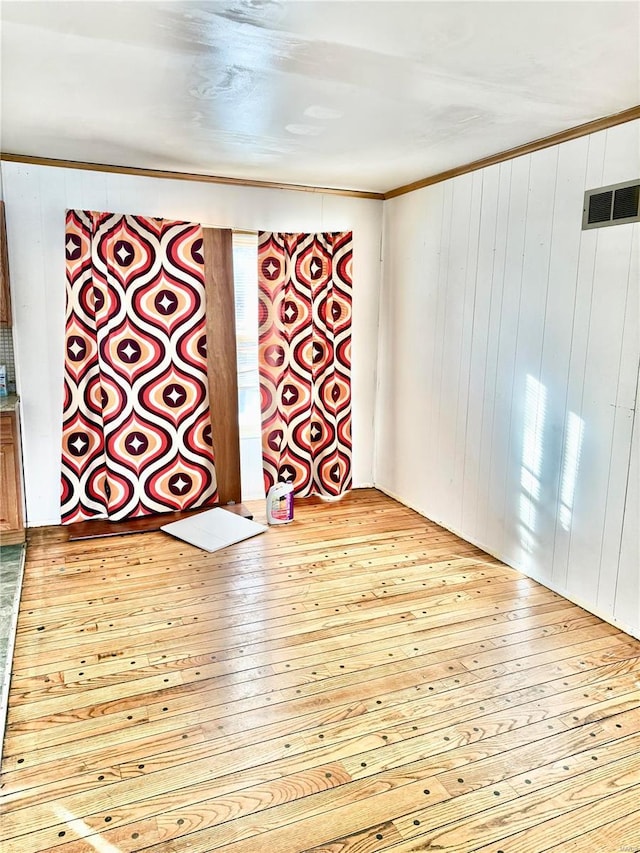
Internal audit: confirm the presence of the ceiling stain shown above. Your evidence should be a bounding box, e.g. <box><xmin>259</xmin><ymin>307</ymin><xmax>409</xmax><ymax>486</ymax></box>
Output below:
<box><xmin>1</xmin><ymin>1</ymin><xmax>637</xmax><ymax>193</ymax></box>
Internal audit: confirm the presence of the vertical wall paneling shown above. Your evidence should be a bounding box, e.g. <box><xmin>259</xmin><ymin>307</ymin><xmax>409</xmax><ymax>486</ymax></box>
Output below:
<box><xmin>474</xmin><ymin>162</ymin><xmax>511</xmax><ymax>541</ymax></box>
<box><xmin>460</xmin><ymin>164</ymin><xmax>499</xmax><ymax>540</ymax></box>
<box><xmin>2</xmin><ymin>162</ymin><xmax>383</xmax><ymax>525</ymax></box>
<box><xmin>376</xmin><ymin>120</ymin><xmax>640</xmax><ymax>637</ymax></box>
<box><xmin>494</xmin><ymin>153</ymin><xmax>534</xmax><ymax>564</ymax></box>
<box><xmin>549</xmin><ymin>132</ymin><xmax>606</xmax><ymax>591</ymax></box>
<box><xmin>374</xmin><ymin>183</ymin><xmax>444</xmax><ymax>503</ymax></box>
<box><xmin>564</xmin><ymin>126</ymin><xmax>634</xmax><ymax>608</ymax></box>
<box><xmin>566</xmin><ymin>218</ymin><xmax>633</xmax><ymax>604</ymax></box>
<box><xmin>536</xmin><ymin>137</ymin><xmax>590</xmax><ymax>589</ymax></box>
<box><xmin>451</xmin><ymin>171</ymin><xmax>484</xmax><ymax>531</ymax></box>
<box><xmin>485</xmin><ymin>157</ymin><xmax>527</xmax><ymax>557</ymax></box>
<box><xmin>595</xmin><ymin>221</ymin><xmax>637</xmax><ymax>613</ymax></box>
<box><xmin>504</xmin><ymin>145</ymin><xmax>559</xmax><ymax>576</ymax></box>
<box><xmin>433</xmin><ymin>172</ymin><xmax>474</xmax><ymax>527</ymax></box>
<box><xmin>615</xmin><ymin>353</ymin><xmax>639</xmax><ymax>628</ymax></box>
<box><xmin>427</xmin><ymin>178</ymin><xmax>454</xmax><ymax>512</ymax></box>
<box><xmin>417</xmin><ymin>182</ymin><xmax>448</xmax><ymax>513</ymax></box>
<box><xmin>595</xmin><ymin>123</ymin><xmax>640</xmax><ymax>615</ymax></box>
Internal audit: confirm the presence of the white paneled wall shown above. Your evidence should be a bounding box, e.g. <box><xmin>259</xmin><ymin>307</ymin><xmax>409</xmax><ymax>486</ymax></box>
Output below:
<box><xmin>1</xmin><ymin>163</ymin><xmax>383</xmax><ymax>525</ymax></box>
<box><xmin>617</xmin><ymin>383</ymin><xmax>639</xmax><ymax>630</ymax></box>
<box><xmin>376</xmin><ymin>121</ymin><xmax>639</xmax><ymax>637</ymax></box>
<box><xmin>2</xmin><ymin>122</ymin><xmax>637</xmax><ymax>638</ymax></box>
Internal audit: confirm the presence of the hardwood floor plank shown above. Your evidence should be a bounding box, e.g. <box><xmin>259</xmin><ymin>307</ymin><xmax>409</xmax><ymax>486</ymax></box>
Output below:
<box><xmin>10</xmin><ymin>608</ymin><xmax>603</xmax><ymax>712</ymax></box>
<box><xmin>467</xmin><ymin>785</ymin><xmax>640</xmax><ymax>853</ymax></box>
<box><xmin>5</xmin><ymin>635</ymin><xmax>628</xmax><ymax>770</ymax></box>
<box><xmin>1</xmin><ymin>489</ymin><xmax>638</xmax><ymax>853</ymax></box>
<box><xmin>389</xmin><ymin>753</ymin><xmax>640</xmax><ymax>851</ymax></box>
<box><xmin>435</xmin><ymin>713</ymin><xmax>640</xmax><ymax>796</ymax></box>
<box><xmin>302</xmin><ymin>820</ymin><xmax>405</xmax><ymax>853</ymax></box>
<box><xmin>140</xmin><ymin>777</ymin><xmax>453</xmax><ymax>853</ymax></box>
<box><xmin>8</xmin><ymin>600</ymin><xmax>576</xmax><ymax>691</ymax></box>
<box><xmin>539</xmin><ymin>799</ymin><xmax>640</xmax><ymax>853</ymax></box>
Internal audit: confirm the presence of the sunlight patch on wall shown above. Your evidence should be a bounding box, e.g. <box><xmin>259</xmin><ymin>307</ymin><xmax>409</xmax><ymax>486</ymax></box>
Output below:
<box><xmin>518</xmin><ymin>374</ymin><xmax>548</xmax><ymax>560</ymax></box>
<box><xmin>559</xmin><ymin>411</ymin><xmax>585</xmax><ymax>532</ymax></box>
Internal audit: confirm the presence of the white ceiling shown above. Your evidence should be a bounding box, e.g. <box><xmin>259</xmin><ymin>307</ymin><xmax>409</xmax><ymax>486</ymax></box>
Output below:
<box><xmin>1</xmin><ymin>1</ymin><xmax>638</xmax><ymax>194</ymax></box>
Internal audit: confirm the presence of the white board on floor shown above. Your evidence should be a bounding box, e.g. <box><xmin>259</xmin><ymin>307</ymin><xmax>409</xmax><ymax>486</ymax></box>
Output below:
<box><xmin>161</xmin><ymin>508</ymin><xmax>267</xmax><ymax>553</ymax></box>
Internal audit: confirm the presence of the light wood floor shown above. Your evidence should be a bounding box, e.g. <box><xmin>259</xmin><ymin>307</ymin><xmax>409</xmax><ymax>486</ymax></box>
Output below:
<box><xmin>1</xmin><ymin>489</ymin><xmax>639</xmax><ymax>853</ymax></box>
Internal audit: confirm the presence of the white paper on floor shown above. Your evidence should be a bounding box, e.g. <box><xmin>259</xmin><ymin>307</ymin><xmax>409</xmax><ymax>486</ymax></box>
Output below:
<box><xmin>161</xmin><ymin>507</ymin><xmax>267</xmax><ymax>553</ymax></box>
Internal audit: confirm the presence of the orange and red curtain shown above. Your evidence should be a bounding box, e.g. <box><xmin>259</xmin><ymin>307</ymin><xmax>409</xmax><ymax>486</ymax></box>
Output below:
<box><xmin>61</xmin><ymin>210</ymin><xmax>218</xmax><ymax>523</ymax></box>
<box><xmin>258</xmin><ymin>231</ymin><xmax>352</xmax><ymax>497</ymax></box>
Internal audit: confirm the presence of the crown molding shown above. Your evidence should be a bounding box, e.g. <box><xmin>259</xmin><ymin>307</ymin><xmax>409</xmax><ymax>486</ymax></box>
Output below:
<box><xmin>0</xmin><ymin>153</ymin><xmax>385</xmax><ymax>201</ymax></box>
<box><xmin>2</xmin><ymin>105</ymin><xmax>638</xmax><ymax>203</ymax></box>
<box><xmin>384</xmin><ymin>105</ymin><xmax>640</xmax><ymax>200</ymax></box>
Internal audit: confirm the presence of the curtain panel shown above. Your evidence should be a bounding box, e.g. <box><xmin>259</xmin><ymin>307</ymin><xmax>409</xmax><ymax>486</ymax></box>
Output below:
<box><xmin>61</xmin><ymin>210</ymin><xmax>218</xmax><ymax>523</ymax></box>
<box><xmin>258</xmin><ymin>231</ymin><xmax>353</xmax><ymax>498</ymax></box>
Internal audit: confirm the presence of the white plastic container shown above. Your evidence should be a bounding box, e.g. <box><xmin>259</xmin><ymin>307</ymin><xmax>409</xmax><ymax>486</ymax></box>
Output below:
<box><xmin>266</xmin><ymin>482</ymin><xmax>294</xmax><ymax>525</ymax></box>
<box><xmin>0</xmin><ymin>365</ymin><xmax>7</xmax><ymax>397</ymax></box>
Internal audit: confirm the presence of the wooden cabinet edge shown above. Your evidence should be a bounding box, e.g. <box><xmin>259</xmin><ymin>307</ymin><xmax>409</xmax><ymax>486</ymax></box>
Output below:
<box><xmin>0</xmin><ymin>202</ymin><xmax>12</xmax><ymax>326</ymax></box>
<box><xmin>0</xmin><ymin>409</ymin><xmax>25</xmax><ymax>543</ymax></box>
<box><xmin>1</xmin><ymin>529</ymin><xmax>25</xmax><ymax>545</ymax></box>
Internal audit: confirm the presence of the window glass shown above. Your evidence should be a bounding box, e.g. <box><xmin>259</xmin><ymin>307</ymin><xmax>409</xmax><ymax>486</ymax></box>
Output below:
<box><xmin>232</xmin><ymin>232</ymin><xmax>264</xmax><ymax>499</ymax></box>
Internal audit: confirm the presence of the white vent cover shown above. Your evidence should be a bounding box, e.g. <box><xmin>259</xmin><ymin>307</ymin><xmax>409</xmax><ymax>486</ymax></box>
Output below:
<box><xmin>582</xmin><ymin>180</ymin><xmax>640</xmax><ymax>230</ymax></box>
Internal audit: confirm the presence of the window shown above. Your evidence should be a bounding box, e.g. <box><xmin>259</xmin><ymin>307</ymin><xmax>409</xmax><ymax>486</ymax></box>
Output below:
<box><xmin>232</xmin><ymin>231</ymin><xmax>264</xmax><ymax>499</ymax></box>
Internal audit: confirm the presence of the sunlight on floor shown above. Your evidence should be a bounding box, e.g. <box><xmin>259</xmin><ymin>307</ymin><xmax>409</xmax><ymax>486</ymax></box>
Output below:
<box><xmin>53</xmin><ymin>805</ymin><xmax>123</xmax><ymax>852</ymax></box>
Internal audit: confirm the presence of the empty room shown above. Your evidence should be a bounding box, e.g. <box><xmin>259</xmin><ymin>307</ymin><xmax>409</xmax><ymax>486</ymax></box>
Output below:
<box><xmin>0</xmin><ymin>1</ymin><xmax>638</xmax><ymax>851</ymax></box>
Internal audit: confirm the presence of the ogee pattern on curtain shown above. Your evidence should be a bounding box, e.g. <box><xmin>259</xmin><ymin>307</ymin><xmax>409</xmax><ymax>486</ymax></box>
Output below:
<box><xmin>61</xmin><ymin>210</ymin><xmax>218</xmax><ymax>523</ymax></box>
<box><xmin>258</xmin><ymin>231</ymin><xmax>352</xmax><ymax>498</ymax></box>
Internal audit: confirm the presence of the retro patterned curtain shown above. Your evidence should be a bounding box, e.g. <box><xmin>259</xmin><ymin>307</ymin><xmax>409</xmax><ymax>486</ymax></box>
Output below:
<box><xmin>61</xmin><ymin>210</ymin><xmax>218</xmax><ymax>523</ymax></box>
<box><xmin>258</xmin><ymin>231</ymin><xmax>352</xmax><ymax>497</ymax></box>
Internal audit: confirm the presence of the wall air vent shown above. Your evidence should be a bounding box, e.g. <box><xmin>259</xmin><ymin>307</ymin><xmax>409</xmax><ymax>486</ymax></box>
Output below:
<box><xmin>583</xmin><ymin>180</ymin><xmax>640</xmax><ymax>230</ymax></box>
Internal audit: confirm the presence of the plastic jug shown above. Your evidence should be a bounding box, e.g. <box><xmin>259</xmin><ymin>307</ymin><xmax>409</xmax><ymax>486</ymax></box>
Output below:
<box><xmin>266</xmin><ymin>482</ymin><xmax>294</xmax><ymax>524</ymax></box>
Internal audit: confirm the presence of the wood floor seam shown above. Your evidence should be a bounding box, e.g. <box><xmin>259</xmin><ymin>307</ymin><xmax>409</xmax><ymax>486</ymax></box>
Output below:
<box><xmin>1</xmin><ymin>489</ymin><xmax>638</xmax><ymax>853</ymax></box>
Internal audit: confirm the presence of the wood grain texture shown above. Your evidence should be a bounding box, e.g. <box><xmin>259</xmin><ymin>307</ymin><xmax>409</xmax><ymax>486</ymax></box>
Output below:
<box><xmin>203</xmin><ymin>227</ymin><xmax>242</xmax><ymax>505</ymax></box>
<box><xmin>0</xmin><ymin>410</ymin><xmax>24</xmax><ymax>543</ymax></box>
<box><xmin>1</xmin><ymin>489</ymin><xmax>638</xmax><ymax>853</ymax></box>
<box><xmin>0</xmin><ymin>200</ymin><xmax>11</xmax><ymax>325</ymax></box>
